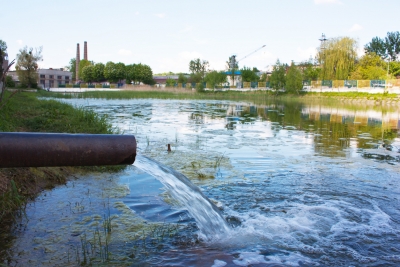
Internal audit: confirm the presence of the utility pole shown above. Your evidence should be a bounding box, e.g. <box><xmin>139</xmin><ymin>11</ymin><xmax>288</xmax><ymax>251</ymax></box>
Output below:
<box><xmin>319</xmin><ymin>33</ymin><xmax>327</xmax><ymax>94</ymax></box>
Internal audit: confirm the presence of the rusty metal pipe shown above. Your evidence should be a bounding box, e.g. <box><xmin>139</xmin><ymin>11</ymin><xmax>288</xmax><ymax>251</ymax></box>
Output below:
<box><xmin>0</xmin><ymin>132</ymin><xmax>136</xmax><ymax>168</ymax></box>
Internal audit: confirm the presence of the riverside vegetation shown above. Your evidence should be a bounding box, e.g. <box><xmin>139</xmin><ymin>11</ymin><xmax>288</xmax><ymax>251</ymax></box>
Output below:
<box><xmin>0</xmin><ymin>91</ymin><xmax>123</xmax><ymax>256</ymax></box>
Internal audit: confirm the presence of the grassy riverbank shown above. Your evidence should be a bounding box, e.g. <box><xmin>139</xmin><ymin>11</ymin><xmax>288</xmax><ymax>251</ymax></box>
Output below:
<box><xmin>0</xmin><ymin>91</ymin><xmax>121</xmax><ymax>246</ymax></box>
<box><xmin>37</xmin><ymin>88</ymin><xmax>400</xmax><ymax>102</ymax></box>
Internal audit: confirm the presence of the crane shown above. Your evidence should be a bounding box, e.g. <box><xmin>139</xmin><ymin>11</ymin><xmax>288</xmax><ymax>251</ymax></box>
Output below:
<box><xmin>236</xmin><ymin>45</ymin><xmax>266</xmax><ymax>63</ymax></box>
<box><xmin>228</xmin><ymin>45</ymin><xmax>266</xmax><ymax>69</ymax></box>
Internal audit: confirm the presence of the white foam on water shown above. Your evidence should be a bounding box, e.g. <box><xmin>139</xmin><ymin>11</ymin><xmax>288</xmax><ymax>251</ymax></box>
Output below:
<box><xmin>212</xmin><ymin>195</ymin><xmax>399</xmax><ymax>265</ymax></box>
<box><xmin>211</xmin><ymin>259</ymin><xmax>227</xmax><ymax>267</ymax></box>
<box><xmin>232</xmin><ymin>251</ymin><xmax>268</xmax><ymax>266</ymax></box>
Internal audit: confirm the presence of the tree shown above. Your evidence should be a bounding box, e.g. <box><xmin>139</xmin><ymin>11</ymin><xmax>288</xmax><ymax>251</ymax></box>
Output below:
<box><xmin>269</xmin><ymin>59</ymin><xmax>286</xmax><ymax>94</ymax></box>
<box><xmin>177</xmin><ymin>73</ymin><xmax>188</xmax><ymax>83</ymax></box>
<box><xmin>165</xmin><ymin>78</ymin><xmax>176</xmax><ymax>87</ymax></box>
<box><xmin>317</xmin><ymin>37</ymin><xmax>358</xmax><ymax>80</ymax></box>
<box><xmin>204</xmin><ymin>71</ymin><xmax>227</xmax><ymax>89</ymax></box>
<box><xmin>0</xmin><ymin>39</ymin><xmax>7</xmax><ymax>76</ymax></box>
<box><xmin>78</xmin><ymin>59</ymin><xmax>91</xmax><ymax>81</ymax></box>
<box><xmin>125</xmin><ymin>64</ymin><xmax>137</xmax><ymax>84</ymax></box>
<box><xmin>226</xmin><ymin>55</ymin><xmax>239</xmax><ymax>86</ymax></box>
<box><xmin>297</xmin><ymin>60</ymin><xmax>320</xmax><ymax>81</ymax></box>
<box><xmin>350</xmin><ymin>52</ymin><xmax>387</xmax><ymax>80</ymax></box>
<box><xmin>104</xmin><ymin>61</ymin><xmax>118</xmax><ymax>82</ymax></box>
<box><xmin>189</xmin><ymin>58</ymin><xmax>209</xmax><ymax>81</ymax></box>
<box><xmin>389</xmin><ymin>61</ymin><xmax>400</xmax><ymax>78</ymax></box>
<box><xmin>365</xmin><ymin>37</ymin><xmax>387</xmax><ymax>59</ymax></box>
<box><xmin>365</xmin><ymin>32</ymin><xmax>400</xmax><ymax>61</ymax></box>
<box><xmin>115</xmin><ymin>62</ymin><xmax>126</xmax><ymax>83</ymax></box>
<box><xmin>15</xmin><ymin>46</ymin><xmax>43</xmax><ymax>88</ymax></box>
<box><xmin>65</xmin><ymin>58</ymin><xmax>76</xmax><ymax>81</ymax></box>
<box><xmin>286</xmin><ymin>62</ymin><xmax>303</xmax><ymax>94</ymax></box>
<box><xmin>81</xmin><ymin>65</ymin><xmax>96</xmax><ymax>83</ymax></box>
<box><xmin>92</xmin><ymin>63</ymin><xmax>105</xmax><ymax>82</ymax></box>
<box><xmin>5</xmin><ymin>76</ymin><xmax>15</xmax><ymax>87</ymax></box>
<box><xmin>188</xmin><ymin>72</ymin><xmax>202</xmax><ymax>83</ymax></box>
<box><xmin>130</xmin><ymin>63</ymin><xmax>154</xmax><ymax>85</ymax></box>
<box><xmin>240</xmin><ymin>66</ymin><xmax>259</xmax><ymax>82</ymax></box>
<box><xmin>385</xmin><ymin>31</ymin><xmax>400</xmax><ymax>61</ymax></box>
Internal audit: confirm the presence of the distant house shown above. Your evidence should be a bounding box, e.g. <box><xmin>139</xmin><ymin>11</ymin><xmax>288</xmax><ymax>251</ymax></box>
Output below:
<box><xmin>7</xmin><ymin>68</ymin><xmax>72</xmax><ymax>88</ymax></box>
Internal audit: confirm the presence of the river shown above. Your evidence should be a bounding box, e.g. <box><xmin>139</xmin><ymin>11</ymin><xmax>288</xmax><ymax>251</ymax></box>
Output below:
<box><xmin>4</xmin><ymin>97</ymin><xmax>400</xmax><ymax>266</ymax></box>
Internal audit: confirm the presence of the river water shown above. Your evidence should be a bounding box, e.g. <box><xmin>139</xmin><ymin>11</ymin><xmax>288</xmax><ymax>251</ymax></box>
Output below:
<box><xmin>4</xmin><ymin>97</ymin><xmax>400</xmax><ymax>266</ymax></box>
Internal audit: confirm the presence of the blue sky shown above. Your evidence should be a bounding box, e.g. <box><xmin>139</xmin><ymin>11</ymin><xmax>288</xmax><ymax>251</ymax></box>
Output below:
<box><xmin>2</xmin><ymin>0</ymin><xmax>399</xmax><ymax>73</ymax></box>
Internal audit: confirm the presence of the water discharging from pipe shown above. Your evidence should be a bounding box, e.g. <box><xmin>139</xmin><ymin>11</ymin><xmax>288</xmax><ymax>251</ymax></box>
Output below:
<box><xmin>134</xmin><ymin>155</ymin><xmax>231</xmax><ymax>240</ymax></box>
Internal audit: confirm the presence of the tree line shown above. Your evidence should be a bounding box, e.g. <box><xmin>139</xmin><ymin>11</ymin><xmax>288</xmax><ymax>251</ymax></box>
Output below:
<box><xmin>68</xmin><ymin>59</ymin><xmax>155</xmax><ymax>85</ymax></box>
<box><xmin>268</xmin><ymin>31</ymin><xmax>400</xmax><ymax>94</ymax></box>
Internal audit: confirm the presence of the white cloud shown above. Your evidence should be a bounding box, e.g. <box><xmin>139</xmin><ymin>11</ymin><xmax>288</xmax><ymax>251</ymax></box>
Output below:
<box><xmin>16</xmin><ymin>40</ymin><xmax>23</xmax><ymax>46</ymax></box>
<box><xmin>314</xmin><ymin>0</ymin><xmax>342</xmax><ymax>4</ymax></box>
<box><xmin>297</xmin><ymin>47</ymin><xmax>317</xmax><ymax>61</ymax></box>
<box><xmin>154</xmin><ymin>13</ymin><xmax>166</xmax><ymax>18</ymax></box>
<box><xmin>118</xmin><ymin>49</ymin><xmax>133</xmax><ymax>56</ymax></box>
<box><xmin>135</xmin><ymin>11</ymin><xmax>139</xmax><ymax>15</ymax></box>
<box><xmin>349</xmin><ymin>23</ymin><xmax>363</xmax><ymax>32</ymax></box>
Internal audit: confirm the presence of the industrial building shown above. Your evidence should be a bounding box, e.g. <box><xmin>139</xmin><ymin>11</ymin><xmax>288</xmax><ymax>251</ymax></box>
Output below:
<box><xmin>7</xmin><ymin>68</ymin><xmax>72</xmax><ymax>88</ymax></box>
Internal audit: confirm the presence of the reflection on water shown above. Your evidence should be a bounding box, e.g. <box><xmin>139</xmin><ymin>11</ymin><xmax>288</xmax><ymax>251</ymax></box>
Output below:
<box><xmin>10</xmin><ymin>97</ymin><xmax>400</xmax><ymax>266</ymax></box>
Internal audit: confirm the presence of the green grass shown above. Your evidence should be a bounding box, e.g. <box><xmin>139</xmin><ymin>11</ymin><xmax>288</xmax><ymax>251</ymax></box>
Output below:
<box><xmin>0</xmin><ymin>91</ymin><xmax>113</xmax><ymax>133</ymax></box>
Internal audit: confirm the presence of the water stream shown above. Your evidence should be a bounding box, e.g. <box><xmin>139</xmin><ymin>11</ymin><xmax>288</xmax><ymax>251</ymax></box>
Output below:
<box><xmin>133</xmin><ymin>154</ymin><xmax>231</xmax><ymax>240</ymax></box>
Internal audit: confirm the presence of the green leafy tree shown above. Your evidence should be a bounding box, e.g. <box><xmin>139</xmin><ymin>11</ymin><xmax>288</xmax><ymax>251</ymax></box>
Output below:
<box><xmin>350</xmin><ymin>53</ymin><xmax>387</xmax><ymax>80</ymax></box>
<box><xmin>389</xmin><ymin>61</ymin><xmax>400</xmax><ymax>78</ymax></box>
<box><xmin>178</xmin><ymin>73</ymin><xmax>188</xmax><ymax>83</ymax></box>
<box><xmin>269</xmin><ymin>59</ymin><xmax>286</xmax><ymax>94</ymax></box>
<box><xmin>259</xmin><ymin>73</ymin><xmax>268</xmax><ymax>82</ymax></box>
<box><xmin>188</xmin><ymin>73</ymin><xmax>202</xmax><ymax>83</ymax></box>
<box><xmin>78</xmin><ymin>59</ymin><xmax>91</xmax><ymax>80</ymax></box>
<box><xmin>285</xmin><ymin>62</ymin><xmax>303</xmax><ymax>94</ymax></box>
<box><xmin>385</xmin><ymin>31</ymin><xmax>400</xmax><ymax>61</ymax></box>
<box><xmin>81</xmin><ymin>65</ymin><xmax>96</xmax><ymax>83</ymax></box>
<box><xmin>317</xmin><ymin>37</ymin><xmax>357</xmax><ymax>80</ymax></box>
<box><xmin>204</xmin><ymin>71</ymin><xmax>227</xmax><ymax>89</ymax></box>
<box><xmin>65</xmin><ymin>58</ymin><xmax>76</xmax><ymax>81</ymax></box>
<box><xmin>135</xmin><ymin>63</ymin><xmax>154</xmax><ymax>85</ymax></box>
<box><xmin>0</xmin><ymin>39</ymin><xmax>7</xmax><ymax>76</ymax></box>
<box><xmin>15</xmin><ymin>46</ymin><xmax>43</xmax><ymax>88</ymax></box>
<box><xmin>365</xmin><ymin>32</ymin><xmax>400</xmax><ymax>61</ymax></box>
<box><xmin>92</xmin><ymin>63</ymin><xmax>105</xmax><ymax>82</ymax></box>
<box><xmin>365</xmin><ymin>37</ymin><xmax>387</xmax><ymax>59</ymax></box>
<box><xmin>115</xmin><ymin>62</ymin><xmax>126</xmax><ymax>83</ymax></box>
<box><xmin>104</xmin><ymin>61</ymin><xmax>118</xmax><ymax>82</ymax></box>
<box><xmin>125</xmin><ymin>64</ymin><xmax>138</xmax><ymax>84</ymax></box>
<box><xmin>297</xmin><ymin>60</ymin><xmax>320</xmax><ymax>81</ymax></box>
<box><xmin>5</xmin><ymin>76</ymin><xmax>15</xmax><ymax>87</ymax></box>
<box><xmin>189</xmin><ymin>58</ymin><xmax>209</xmax><ymax>81</ymax></box>
<box><xmin>240</xmin><ymin>66</ymin><xmax>259</xmax><ymax>82</ymax></box>
<box><xmin>165</xmin><ymin>78</ymin><xmax>176</xmax><ymax>87</ymax></box>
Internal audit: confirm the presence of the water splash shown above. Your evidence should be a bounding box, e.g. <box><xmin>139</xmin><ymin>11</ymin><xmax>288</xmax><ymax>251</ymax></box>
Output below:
<box><xmin>134</xmin><ymin>155</ymin><xmax>231</xmax><ymax>239</ymax></box>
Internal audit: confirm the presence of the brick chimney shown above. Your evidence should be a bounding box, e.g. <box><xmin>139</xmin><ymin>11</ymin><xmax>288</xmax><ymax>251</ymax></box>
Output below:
<box><xmin>84</xmin><ymin>41</ymin><xmax>88</xmax><ymax>61</ymax></box>
<box><xmin>76</xmin><ymin>43</ymin><xmax>80</xmax><ymax>81</ymax></box>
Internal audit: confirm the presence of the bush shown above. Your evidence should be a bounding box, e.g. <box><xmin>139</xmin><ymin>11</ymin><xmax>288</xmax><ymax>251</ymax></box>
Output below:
<box><xmin>196</xmin><ymin>82</ymin><xmax>205</xmax><ymax>92</ymax></box>
<box><xmin>5</xmin><ymin>76</ymin><xmax>15</xmax><ymax>88</ymax></box>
